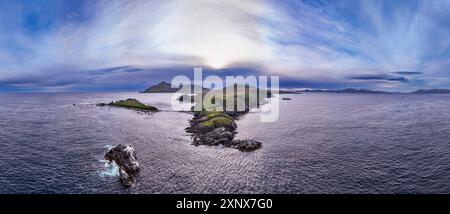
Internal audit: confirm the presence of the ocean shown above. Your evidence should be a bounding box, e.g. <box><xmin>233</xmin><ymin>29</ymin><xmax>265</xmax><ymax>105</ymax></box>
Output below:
<box><xmin>0</xmin><ymin>92</ymin><xmax>449</xmax><ymax>193</ymax></box>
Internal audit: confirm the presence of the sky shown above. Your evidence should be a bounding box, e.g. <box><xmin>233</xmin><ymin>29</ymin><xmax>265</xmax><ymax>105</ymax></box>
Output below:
<box><xmin>0</xmin><ymin>0</ymin><xmax>449</xmax><ymax>92</ymax></box>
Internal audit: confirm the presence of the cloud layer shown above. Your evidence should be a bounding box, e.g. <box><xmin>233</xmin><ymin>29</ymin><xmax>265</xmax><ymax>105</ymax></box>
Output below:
<box><xmin>0</xmin><ymin>0</ymin><xmax>450</xmax><ymax>91</ymax></box>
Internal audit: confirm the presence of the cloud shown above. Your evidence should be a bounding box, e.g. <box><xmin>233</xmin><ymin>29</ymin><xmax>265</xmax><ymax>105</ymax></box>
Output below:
<box><xmin>349</xmin><ymin>74</ymin><xmax>409</xmax><ymax>83</ymax></box>
<box><xmin>392</xmin><ymin>71</ymin><xmax>423</xmax><ymax>75</ymax></box>
<box><xmin>387</xmin><ymin>77</ymin><xmax>409</xmax><ymax>82</ymax></box>
<box><xmin>88</xmin><ymin>66</ymin><xmax>146</xmax><ymax>75</ymax></box>
<box><xmin>0</xmin><ymin>0</ymin><xmax>450</xmax><ymax>91</ymax></box>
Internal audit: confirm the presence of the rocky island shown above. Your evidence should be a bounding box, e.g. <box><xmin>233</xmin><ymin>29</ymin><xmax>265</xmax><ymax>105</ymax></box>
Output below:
<box><xmin>184</xmin><ymin>84</ymin><xmax>271</xmax><ymax>152</ymax></box>
<box><xmin>97</xmin><ymin>98</ymin><xmax>159</xmax><ymax>111</ymax></box>
<box><xmin>186</xmin><ymin>111</ymin><xmax>262</xmax><ymax>152</ymax></box>
<box><xmin>105</xmin><ymin>144</ymin><xmax>140</xmax><ymax>186</ymax></box>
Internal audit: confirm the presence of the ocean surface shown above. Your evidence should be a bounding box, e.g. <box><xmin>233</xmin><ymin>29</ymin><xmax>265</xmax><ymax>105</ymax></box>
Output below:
<box><xmin>0</xmin><ymin>92</ymin><xmax>449</xmax><ymax>193</ymax></box>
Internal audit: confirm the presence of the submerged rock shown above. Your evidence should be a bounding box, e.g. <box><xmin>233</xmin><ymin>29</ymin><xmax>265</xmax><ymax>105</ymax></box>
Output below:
<box><xmin>229</xmin><ymin>140</ymin><xmax>262</xmax><ymax>152</ymax></box>
<box><xmin>105</xmin><ymin>144</ymin><xmax>140</xmax><ymax>186</ymax></box>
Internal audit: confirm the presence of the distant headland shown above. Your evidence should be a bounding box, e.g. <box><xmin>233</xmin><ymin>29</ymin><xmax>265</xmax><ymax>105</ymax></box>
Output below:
<box><xmin>298</xmin><ymin>88</ymin><xmax>450</xmax><ymax>94</ymax></box>
<box><xmin>141</xmin><ymin>81</ymin><xmax>450</xmax><ymax>94</ymax></box>
<box><xmin>411</xmin><ymin>89</ymin><xmax>450</xmax><ymax>94</ymax></box>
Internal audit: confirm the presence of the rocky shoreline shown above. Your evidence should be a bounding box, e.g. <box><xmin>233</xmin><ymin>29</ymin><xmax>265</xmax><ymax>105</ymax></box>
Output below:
<box><xmin>186</xmin><ymin>111</ymin><xmax>262</xmax><ymax>152</ymax></box>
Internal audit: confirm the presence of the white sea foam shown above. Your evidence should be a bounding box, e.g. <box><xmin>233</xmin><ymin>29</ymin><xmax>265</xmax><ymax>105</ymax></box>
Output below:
<box><xmin>98</xmin><ymin>159</ymin><xmax>119</xmax><ymax>178</ymax></box>
<box><xmin>104</xmin><ymin>144</ymin><xmax>114</xmax><ymax>150</ymax></box>
<box><xmin>98</xmin><ymin>145</ymin><xmax>119</xmax><ymax>177</ymax></box>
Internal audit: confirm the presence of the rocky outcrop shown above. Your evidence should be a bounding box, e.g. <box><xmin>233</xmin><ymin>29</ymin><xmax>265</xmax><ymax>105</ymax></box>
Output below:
<box><xmin>192</xmin><ymin>127</ymin><xmax>235</xmax><ymax>146</ymax></box>
<box><xmin>186</xmin><ymin>111</ymin><xmax>262</xmax><ymax>152</ymax></box>
<box><xmin>185</xmin><ymin>85</ymin><xmax>268</xmax><ymax>151</ymax></box>
<box><xmin>97</xmin><ymin>98</ymin><xmax>159</xmax><ymax>111</ymax></box>
<box><xmin>228</xmin><ymin>140</ymin><xmax>262</xmax><ymax>152</ymax></box>
<box><xmin>105</xmin><ymin>144</ymin><xmax>140</xmax><ymax>186</ymax></box>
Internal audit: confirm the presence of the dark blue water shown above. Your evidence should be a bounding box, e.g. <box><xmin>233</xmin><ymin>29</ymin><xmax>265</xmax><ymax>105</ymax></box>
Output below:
<box><xmin>0</xmin><ymin>92</ymin><xmax>449</xmax><ymax>193</ymax></box>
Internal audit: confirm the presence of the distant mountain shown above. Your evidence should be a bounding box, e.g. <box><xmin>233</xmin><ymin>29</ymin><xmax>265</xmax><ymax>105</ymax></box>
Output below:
<box><xmin>278</xmin><ymin>89</ymin><xmax>302</xmax><ymax>94</ymax></box>
<box><xmin>300</xmin><ymin>88</ymin><xmax>389</xmax><ymax>94</ymax></box>
<box><xmin>337</xmin><ymin>88</ymin><xmax>389</xmax><ymax>94</ymax></box>
<box><xmin>142</xmin><ymin>83</ymin><xmax>450</xmax><ymax>95</ymax></box>
<box><xmin>411</xmin><ymin>89</ymin><xmax>450</xmax><ymax>94</ymax></box>
<box><xmin>141</xmin><ymin>81</ymin><xmax>210</xmax><ymax>93</ymax></box>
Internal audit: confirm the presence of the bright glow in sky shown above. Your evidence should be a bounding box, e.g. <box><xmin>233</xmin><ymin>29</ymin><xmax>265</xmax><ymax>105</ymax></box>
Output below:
<box><xmin>0</xmin><ymin>0</ymin><xmax>450</xmax><ymax>92</ymax></box>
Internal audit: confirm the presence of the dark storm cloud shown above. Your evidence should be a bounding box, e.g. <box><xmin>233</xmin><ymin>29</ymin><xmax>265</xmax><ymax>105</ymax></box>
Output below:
<box><xmin>348</xmin><ymin>74</ymin><xmax>409</xmax><ymax>83</ymax></box>
<box><xmin>392</xmin><ymin>71</ymin><xmax>423</xmax><ymax>75</ymax></box>
<box><xmin>89</xmin><ymin>66</ymin><xmax>146</xmax><ymax>75</ymax></box>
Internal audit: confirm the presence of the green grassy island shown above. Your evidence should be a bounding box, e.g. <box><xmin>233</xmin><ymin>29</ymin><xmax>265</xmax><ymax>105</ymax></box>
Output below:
<box><xmin>100</xmin><ymin>98</ymin><xmax>159</xmax><ymax>111</ymax></box>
